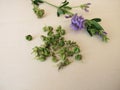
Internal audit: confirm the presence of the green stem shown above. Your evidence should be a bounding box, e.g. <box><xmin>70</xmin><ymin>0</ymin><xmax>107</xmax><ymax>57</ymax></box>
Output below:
<box><xmin>42</xmin><ymin>0</ymin><xmax>58</xmax><ymax>8</ymax></box>
<box><xmin>72</xmin><ymin>6</ymin><xmax>81</xmax><ymax>8</ymax></box>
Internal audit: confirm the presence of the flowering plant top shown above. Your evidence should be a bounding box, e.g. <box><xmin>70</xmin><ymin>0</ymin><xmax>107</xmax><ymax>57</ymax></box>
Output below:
<box><xmin>31</xmin><ymin>0</ymin><xmax>109</xmax><ymax>42</ymax></box>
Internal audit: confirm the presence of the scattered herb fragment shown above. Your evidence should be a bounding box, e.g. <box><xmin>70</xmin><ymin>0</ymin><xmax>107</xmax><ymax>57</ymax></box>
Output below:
<box><xmin>32</xmin><ymin>0</ymin><xmax>45</xmax><ymax>18</ymax></box>
<box><xmin>26</xmin><ymin>35</ymin><xmax>33</xmax><ymax>41</ymax></box>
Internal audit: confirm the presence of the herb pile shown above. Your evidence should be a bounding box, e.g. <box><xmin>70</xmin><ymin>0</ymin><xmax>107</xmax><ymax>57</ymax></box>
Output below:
<box><xmin>32</xmin><ymin>26</ymin><xmax>82</xmax><ymax>70</ymax></box>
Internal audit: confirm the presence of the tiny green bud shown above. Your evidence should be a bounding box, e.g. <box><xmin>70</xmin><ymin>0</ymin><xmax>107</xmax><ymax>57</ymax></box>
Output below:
<box><xmin>37</xmin><ymin>9</ymin><xmax>44</xmax><ymax>18</ymax></box>
<box><xmin>26</xmin><ymin>35</ymin><xmax>33</xmax><ymax>41</ymax></box>
<box><xmin>33</xmin><ymin>5</ymin><xmax>45</xmax><ymax>18</ymax></box>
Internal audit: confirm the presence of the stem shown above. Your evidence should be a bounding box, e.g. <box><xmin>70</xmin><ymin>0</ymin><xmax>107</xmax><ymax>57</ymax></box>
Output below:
<box><xmin>72</xmin><ymin>6</ymin><xmax>81</xmax><ymax>8</ymax></box>
<box><xmin>42</xmin><ymin>0</ymin><xmax>58</xmax><ymax>8</ymax></box>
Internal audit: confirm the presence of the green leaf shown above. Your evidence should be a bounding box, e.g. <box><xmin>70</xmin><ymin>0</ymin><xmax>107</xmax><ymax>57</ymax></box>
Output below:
<box><xmin>87</xmin><ymin>29</ymin><xmax>92</xmax><ymax>36</ymax></box>
<box><xmin>84</xmin><ymin>20</ymin><xmax>92</xmax><ymax>27</ymax></box>
<box><xmin>87</xmin><ymin>29</ymin><xmax>97</xmax><ymax>36</ymax></box>
<box><xmin>38</xmin><ymin>0</ymin><xmax>44</xmax><ymax>3</ymax></box>
<box><xmin>91</xmin><ymin>20</ymin><xmax>104</xmax><ymax>30</ymax></box>
<box><xmin>57</xmin><ymin>8</ymin><xmax>65</xmax><ymax>17</ymax></box>
<box><xmin>62</xmin><ymin>0</ymin><xmax>67</xmax><ymax>4</ymax></box>
<box><xmin>63</xmin><ymin>6</ymin><xmax>72</xmax><ymax>10</ymax></box>
<box><xmin>85</xmin><ymin>19</ymin><xmax>103</xmax><ymax>30</ymax></box>
<box><xmin>91</xmin><ymin>18</ymin><xmax>101</xmax><ymax>22</ymax></box>
<box><xmin>32</xmin><ymin>0</ymin><xmax>43</xmax><ymax>6</ymax></box>
<box><xmin>98</xmin><ymin>31</ymin><xmax>109</xmax><ymax>42</ymax></box>
<box><xmin>60</xmin><ymin>1</ymin><xmax>69</xmax><ymax>8</ymax></box>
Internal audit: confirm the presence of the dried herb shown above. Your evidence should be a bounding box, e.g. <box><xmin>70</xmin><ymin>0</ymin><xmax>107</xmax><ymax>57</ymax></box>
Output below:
<box><xmin>32</xmin><ymin>26</ymin><xmax>82</xmax><ymax>70</ymax></box>
<box><xmin>26</xmin><ymin>35</ymin><xmax>33</xmax><ymax>41</ymax></box>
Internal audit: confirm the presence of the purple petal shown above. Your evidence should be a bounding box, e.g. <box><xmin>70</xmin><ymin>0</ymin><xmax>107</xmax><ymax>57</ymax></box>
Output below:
<box><xmin>86</xmin><ymin>3</ymin><xmax>91</xmax><ymax>5</ymax></box>
<box><xmin>65</xmin><ymin>15</ymin><xmax>72</xmax><ymax>18</ymax></box>
<box><xmin>70</xmin><ymin>14</ymin><xmax>85</xmax><ymax>30</ymax></box>
<box><xmin>84</xmin><ymin>8</ymin><xmax>89</xmax><ymax>12</ymax></box>
<box><xmin>71</xmin><ymin>23</ymin><xmax>79</xmax><ymax>30</ymax></box>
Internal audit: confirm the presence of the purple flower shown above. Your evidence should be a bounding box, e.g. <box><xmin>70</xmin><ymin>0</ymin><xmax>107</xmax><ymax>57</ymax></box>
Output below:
<box><xmin>71</xmin><ymin>14</ymin><xmax>85</xmax><ymax>30</ymax></box>
<box><xmin>80</xmin><ymin>3</ymin><xmax>91</xmax><ymax>12</ymax></box>
<box><xmin>65</xmin><ymin>15</ymin><xmax>73</xmax><ymax>18</ymax></box>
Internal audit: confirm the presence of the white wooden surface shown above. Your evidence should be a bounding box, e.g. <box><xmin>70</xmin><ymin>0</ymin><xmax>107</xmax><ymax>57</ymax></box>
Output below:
<box><xmin>0</xmin><ymin>0</ymin><xmax>120</xmax><ymax>90</ymax></box>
